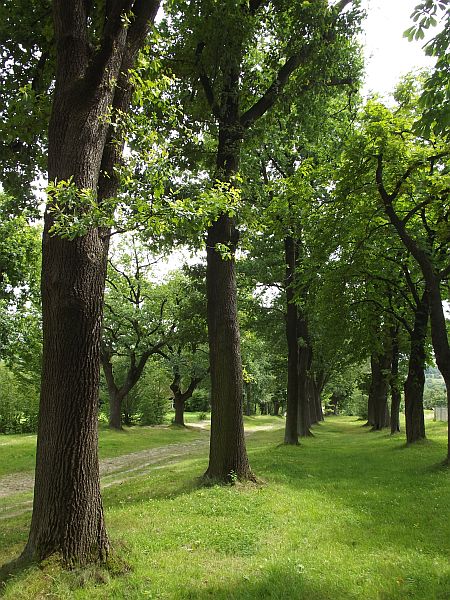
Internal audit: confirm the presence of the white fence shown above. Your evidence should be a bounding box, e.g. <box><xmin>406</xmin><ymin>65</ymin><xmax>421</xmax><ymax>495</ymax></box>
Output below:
<box><xmin>434</xmin><ymin>406</ymin><xmax>448</xmax><ymax>422</ymax></box>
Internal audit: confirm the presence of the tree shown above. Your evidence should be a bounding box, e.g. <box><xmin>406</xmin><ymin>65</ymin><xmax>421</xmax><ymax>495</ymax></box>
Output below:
<box><xmin>17</xmin><ymin>1</ymin><xmax>161</xmax><ymax>567</ymax></box>
<box><xmin>0</xmin><ymin>1</ymin><xmax>52</xmax><ymax>205</ymax></box>
<box><xmin>162</xmin><ymin>268</ymin><xmax>209</xmax><ymax>427</ymax></box>
<box><xmin>0</xmin><ymin>194</ymin><xmax>41</xmax><ymax>303</ymax></box>
<box><xmin>164</xmin><ymin>0</ymin><xmax>361</xmax><ymax>480</ymax></box>
<box><xmin>340</xmin><ymin>86</ymin><xmax>450</xmax><ymax>460</ymax></box>
<box><xmin>101</xmin><ymin>238</ymin><xmax>175</xmax><ymax>430</ymax></box>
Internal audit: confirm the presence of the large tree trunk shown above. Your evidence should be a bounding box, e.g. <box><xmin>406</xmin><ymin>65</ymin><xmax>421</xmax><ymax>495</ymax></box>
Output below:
<box><xmin>284</xmin><ymin>236</ymin><xmax>299</xmax><ymax>445</ymax></box>
<box><xmin>20</xmin><ymin>1</ymin><xmax>160</xmax><ymax>565</ymax></box>
<box><xmin>205</xmin><ymin>217</ymin><xmax>253</xmax><ymax>481</ymax></box>
<box><xmin>22</xmin><ymin>70</ymin><xmax>116</xmax><ymax>565</ymax></box>
<box><xmin>202</xmin><ymin>54</ymin><xmax>254</xmax><ymax>481</ymax></box>
<box><xmin>173</xmin><ymin>394</ymin><xmax>185</xmax><ymax>427</ymax></box>
<box><xmin>404</xmin><ymin>290</ymin><xmax>429</xmax><ymax>443</ymax></box>
<box><xmin>24</xmin><ymin>227</ymin><xmax>110</xmax><ymax>565</ymax></box>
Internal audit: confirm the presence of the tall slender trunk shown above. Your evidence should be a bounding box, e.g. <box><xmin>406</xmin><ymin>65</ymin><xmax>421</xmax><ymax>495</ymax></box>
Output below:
<box><xmin>297</xmin><ymin>325</ymin><xmax>312</xmax><ymax>437</ymax></box>
<box><xmin>371</xmin><ymin>350</ymin><xmax>391</xmax><ymax>431</ymax></box>
<box><xmin>390</xmin><ymin>329</ymin><xmax>401</xmax><ymax>434</ymax></box>
<box><xmin>205</xmin><ymin>213</ymin><xmax>252</xmax><ymax>480</ymax></box>
<box><xmin>204</xmin><ymin>103</ymin><xmax>253</xmax><ymax>479</ymax></box>
<box><xmin>284</xmin><ymin>236</ymin><xmax>299</xmax><ymax>445</ymax></box>
<box><xmin>245</xmin><ymin>382</ymin><xmax>252</xmax><ymax>416</ymax></box>
<box><xmin>404</xmin><ymin>290</ymin><xmax>429</xmax><ymax>443</ymax></box>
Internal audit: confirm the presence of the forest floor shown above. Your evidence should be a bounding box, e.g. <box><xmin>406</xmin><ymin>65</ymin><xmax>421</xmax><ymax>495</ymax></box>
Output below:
<box><xmin>0</xmin><ymin>416</ymin><xmax>449</xmax><ymax>599</ymax></box>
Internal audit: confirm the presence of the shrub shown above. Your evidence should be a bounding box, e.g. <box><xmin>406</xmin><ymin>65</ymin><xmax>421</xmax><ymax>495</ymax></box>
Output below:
<box><xmin>0</xmin><ymin>362</ymin><xmax>39</xmax><ymax>433</ymax></box>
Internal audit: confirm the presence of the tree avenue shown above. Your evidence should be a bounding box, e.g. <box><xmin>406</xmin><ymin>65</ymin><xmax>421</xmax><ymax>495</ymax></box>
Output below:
<box><xmin>340</xmin><ymin>88</ymin><xmax>450</xmax><ymax>460</ymax></box>
<box><xmin>165</xmin><ymin>0</ymin><xmax>361</xmax><ymax>479</ymax></box>
<box><xmin>1</xmin><ymin>0</ymin><xmax>450</xmax><ymax>582</ymax></box>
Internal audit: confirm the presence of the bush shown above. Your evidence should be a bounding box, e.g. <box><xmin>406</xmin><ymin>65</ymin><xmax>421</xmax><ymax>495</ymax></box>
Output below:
<box><xmin>342</xmin><ymin>389</ymin><xmax>368</xmax><ymax>419</ymax></box>
<box><xmin>0</xmin><ymin>362</ymin><xmax>39</xmax><ymax>433</ymax></box>
<box><xmin>136</xmin><ymin>365</ymin><xmax>171</xmax><ymax>426</ymax></box>
<box><xmin>185</xmin><ymin>388</ymin><xmax>210</xmax><ymax>412</ymax></box>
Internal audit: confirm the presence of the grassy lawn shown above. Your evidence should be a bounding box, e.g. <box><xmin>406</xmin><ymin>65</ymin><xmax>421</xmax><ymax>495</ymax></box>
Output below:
<box><xmin>0</xmin><ymin>424</ymin><xmax>204</xmax><ymax>479</ymax></box>
<box><xmin>1</xmin><ymin>416</ymin><xmax>449</xmax><ymax>599</ymax></box>
<box><xmin>0</xmin><ymin>414</ymin><xmax>283</xmax><ymax>478</ymax></box>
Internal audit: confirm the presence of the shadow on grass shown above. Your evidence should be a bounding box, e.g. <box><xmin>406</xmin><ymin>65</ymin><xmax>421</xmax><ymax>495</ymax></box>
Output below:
<box><xmin>181</xmin><ymin>564</ymin><xmax>350</xmax><ymax>600</ymax></box>
<box><xmin>244</xmin><ymin>419</ymin><xmax>450</xmax><ymax>556</ymax></box>
<box><xmin>102</xmin><ymin>461</ymin><xmax>208</xmax><ymax>508</ymax></box>
<box><xmin>0</xmin><ymin>554</ymin><xmax>34</xmax><ymax>593</ymax></box>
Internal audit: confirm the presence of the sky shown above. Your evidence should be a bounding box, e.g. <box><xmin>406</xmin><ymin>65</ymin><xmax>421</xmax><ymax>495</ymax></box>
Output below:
<box><xmin>360</xmin><ymin>0</ymin><xmax>437</xmax><ymax>98</ymax></box>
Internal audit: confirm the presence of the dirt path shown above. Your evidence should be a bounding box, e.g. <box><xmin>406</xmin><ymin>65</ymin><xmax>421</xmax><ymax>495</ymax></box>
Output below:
<box><xmin>0</xmin><ymin>424</ymin><xmax>280</xmax><ymax>519</ymax></box>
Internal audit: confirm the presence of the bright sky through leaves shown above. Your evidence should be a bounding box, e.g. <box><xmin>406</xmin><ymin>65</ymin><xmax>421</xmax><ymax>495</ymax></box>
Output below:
<box><xmin>360</xmin><ymin>0</ymin><xmax>438</xmax><ymax>98</ymax></box>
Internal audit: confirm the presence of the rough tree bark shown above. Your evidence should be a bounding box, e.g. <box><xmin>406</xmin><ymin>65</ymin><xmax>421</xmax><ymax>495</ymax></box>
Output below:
<box><xmin>404</xmin><ymin>289</ymin><xmax>429</xmax><ymax>443</ymax></box>
<box><xmin>284</xmin><ymin>236</ymin><xmax>299</xmax><ymax>444</ymax></box>
<box><xmin>19</xmin><ymin>1</ymin><xmax>160</xmax><ymax>566</ymax></box>
<box><xmin>370</xmin><ymin>348</ymin><xmax>391</xmax><ymax>431</ymax></box>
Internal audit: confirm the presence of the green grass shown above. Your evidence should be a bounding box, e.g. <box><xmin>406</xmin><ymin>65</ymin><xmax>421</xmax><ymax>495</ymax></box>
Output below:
<box><xmin>0</xmin><ymin>414</ymin><xmax>283</xmax><ymax>478</ymax></box>
<box><xmin>0</xmin><ymin>423</ymin><xmax>204</xmax><ymax>478</ymax></box>
<box><xmin>1</xmin><ymin>416</ymin><xmax>449</xmax><ymax>599</ymax></box>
